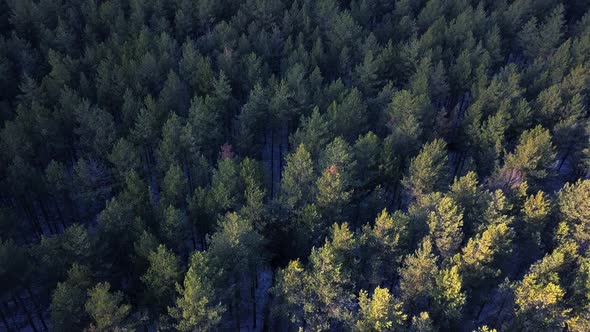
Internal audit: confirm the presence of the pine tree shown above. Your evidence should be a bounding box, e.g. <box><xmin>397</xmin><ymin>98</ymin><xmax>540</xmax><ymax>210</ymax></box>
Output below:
<box><xmin>316</xmin><ymin>164</ymin><xmax>352</xmax><ymax>219</ymax></box>
<box><xmin>179</xmin><ymin>40</ymin><xmax>214</xmax><ymax>95</ymax></box>
<box><xmin>161</xmin><ymin>163</ymin><xmax>187</xmax><ymax>208</ymax></box>
<box><xmin>186</xmin><ymin>95</ymin><xmax>223</xmax><ymax>159</ymax></box>
<box><xmin>522</xmin><ymin>191</ymin><xmax>552</xmax><ymax>248</ymax></box>
<box><xmin>290</xmin><ymin>107</ymin><xmax>331</xmax><ymax>159</ymax></box>
<box><xmin>361</xmin><ymin>209</ymin><xmax>409</xmax><ymax>285</ymax></box>
<box><xmin>354</xmin><ymin>50</ymin><xmax>382</xmax><ymax>96</ymax></box>
<box><xmin>459</xmin><ymin>221</ymin><xmax>514</xmax><ymax>289</ymax></box>
<box><xmin>161</xmin><ymin>205</ymin><xmax>185</xmax><ymax>249</ymax></box>
<box><xmin>158</xmin><ymin>70</ymin><xmax>189</xmax><ymax>115</ymax></box>
<box><xmin>75</xmin><ymin>102</ymin><xmax>116</xmax><ymax>158</ymax></box>
<box><xmin>34</xmin><ymin>224</ymin><xmax>91</xmax><ymax>285</ymax></box>
<box><xmin>85</xmin><ymin>282</ymin><xmax>132</xmax><ymax>332</ymax></box>
<box><xmin>236</xmin><ymin>84</ymin><xmax>268</xmax><ymax>156</ymax></box>
<box><xmin>281</xmin><ymin>144</ymin><xmax>315</xmax><ymax>209</ymax></box>
<box><xmin>353</xmin><ymin>131</ymin><xmax>381</xmax><ymax>188</ymax></box>
<box><xmin>272</xmin><ymin>259</ymin><xmax>307</xmax><ymax>327</ymax></box>
<box><xmin>512</xmin><ymin>243</ymin><xmax>576</xmax><ymax>331</ymax></box>
<box><xmin>434</xmin><ymin>265</ymin><xmax>465</xmax><ymax>324</ymax></box>
<box><xmin>403</xmin><ymin>139</ymin><xmax>449</xmax><ymax>198</ymax></box>
<box><xmin>386</xmin><ymin>90</ymin><xmax>426</xmax><ymax>158</ymax></box>
<box><xmin>410</xmin><ymin>312</ymin><xmax>434</xmax><ymax>332</ymax></box>
<box><xmin>169</xmin><ymin>252</ymin><xmax>225</xmax><ymax>331</ymax></box>
<box><xmin>141</xmin><ymin>244</ymin><xmax>181</xmax><ymax>314</ymax></box>
<box><xmin>427</xmin><ymin>196</ymin><xmax>464</xmax><ymax>259</ymax></box>
<box><xmin>356</xmin><ymin>287</ymin><xmax>407</xmax><ymax>332</ymax></box>
<box><xmin>207</xmin><ymin>212</ymin><xmax>266</xmax><ymax>329</ymax></box>
<box><xmin>447</xmin><ymin>172</ymin><xmax>490</xmax><ymax>237</ymax></box>
<box><xmin>556</xmin><ymin>180</ymin><xmax>590</xmax><ymax>248</ymax></box>
<box><xmin>210</xmin><ymin>157</ymin><xmax>241</xmax><ymax>213</ymax></box>
<box><xmin>50</xmin><ymin>264</ymin><xmax>92</xmax><ymax>332</ymax></box>
<box><xmin>470</xmin><ymin>104</ymin><xmax>511</xmax><ymax>177</ymax></box>
<box><xmin>518</xmin><ymin>4</ymin><xmax>565</xmax><ymax>59</ymax></box>
<box><xmin>157</xmin><ymin>113</ymin><xmax>184</xmax><ymax>172</ymax></box>
<box><xmin>399</xmin><ymin>238</ymin><xmax>439</xmax><ymax>314</ymax></box>
<box><xmin>108</xmin><ymin>138</ymin><xmax>141</xmax><ymax>179</ymax></box>
<box><xmin>327</xmin><ymin>88</ymin><xmax>369</xmax><ymax>142</ymax></box>
<box><xmin>501</xmin><ymin>125</ymin><xmax>556</xmax><ymax>188</ymax></box>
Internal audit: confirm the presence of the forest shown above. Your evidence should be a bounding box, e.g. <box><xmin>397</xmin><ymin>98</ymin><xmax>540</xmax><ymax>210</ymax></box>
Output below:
<box><xmin>0</xmin><ymin>0</ymin><xmax>589</xmax><ymax>331</ymax></box>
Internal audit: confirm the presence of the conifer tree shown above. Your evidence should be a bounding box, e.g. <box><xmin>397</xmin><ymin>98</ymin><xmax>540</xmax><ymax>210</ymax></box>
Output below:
<box><xmin>50</xmin><ymin>264</ymin><xmax>92</xmax><ymax>332</ymax></box>
<box><xmin>403</xmin><ymin>139</ymin><xmax>449</xmax><ymax>198</ymax></box>
<box><xmin>459</xmin><ymin>220</ymin><xmax>514</xmax><ymax>289</ymax></box>
<box><xmin>141</xmin><ymin>244</ymin><xmax>181</xmax><ymax>315</ymax></box>
<box><xmin>281</xmin><ymin>144</ymin><xmax>315</xmax><ymax>209</ymax></box>
<box><xmin>399</xmin><ymin>238</ymin><xmax>439</xmax><ymax>314</ymax></box>
<box><xmin>427</xmin><ymin>196</ymin><xmax>464</xmax><ymax>259</ymax></box>
<box><xmin>556</xmin><ymin>180</ymin><xmax>590</xmax><ymax>248</ymax></box>
<box><xmin>169</xmin><ymin>252</ymin><xmax>225</xmax><ymax>331</ymax></box>
<box><xmin>290</xmin><ymin>107</ymin><xmax>331</xmax><ymax>159</ymax></box>
<box><xmin>161</xmin><ymin>163</ymin><xmax>187</xmax><ymax>208</ymax></box>
<box><xmin>501</xmin><ymin>125</ymin><xmax>556</xmax><ymax>187</ymax></box>
<box><xmin>522</xmin><ymin>191</ymin><xmax>552</xmax><ymax>249</ymax></box>
<box><xmin>85</xmin><ymin>282</ymin><xmax>132</xmax><ymax>332</ymax></box>
<box><xmin>512</xmin><ymin>243</ymin><xmax>577</xmax><ymax>331</ymax></box>
<box><xmin>356</xmin><ymin>287</ymin><xmax>407</xmax><ymax>332</ymax></box>
<box><xmin>434</xmin><ymin>265</ymin><xmax>465</xmax><ymax>324</ymax></box>
<box><xmin>361</xmin><ymin>209</ymin><xmax>409</xmax><ymax>285</ymax></box>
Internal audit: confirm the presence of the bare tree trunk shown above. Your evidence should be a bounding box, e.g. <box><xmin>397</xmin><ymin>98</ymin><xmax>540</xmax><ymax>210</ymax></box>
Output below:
<box><xmin>20</xmin><ymin>198</ymin><xmax>42</xmax><ymax>239</ymax></box>
<box><xmin>55</xmin><ymin>202</ymin><xmax>67</xmax><ymax>230</ymax></box>
<box><xmin>558</xmin><ymin>148</ymin><xmax>570</xmax><ymax>172</ymax></box>
<box><xmin>26</xmin><ymin>288</ymin><xmax>47</xmax><ymax>331</ymax></box>
<box><xmin>251</xmin><ymin>271</ymin><xmax>257</xmax><ymax>330</ymax></box>
<box><xmin>0</xmin><ymin>305</ymin><xmax>13</xmax><ymax>332</ymax></box>
<box><xmin>14</xmin><ymin>295</ymin><xmax>39</xmax><ymax>332</ymax></box>
<box><xmin>36</xmin><ymin>195</ymin><xmax>55</xmax><ymax>235</ymax></box>
<box><xmin>270</xmin><ymin>128</ymin><xmax>274</xmax><ymax>198</ymax></box>
<box><xmin>2</xmin><ymin>302</ymin><xmax>17</xmax><ymax>330</ymax></box>
<box><xmin>235</xmin><ymin>284</ymin><xmax>241</xmax><ymax>331</ymax></box>
<box><xmin>190</xmin><ymin>225</ymin><xmax>196</xmax><ymax>250</ymax></box>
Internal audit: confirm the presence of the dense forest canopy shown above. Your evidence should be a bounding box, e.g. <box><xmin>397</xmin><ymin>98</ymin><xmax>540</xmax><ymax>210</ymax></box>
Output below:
<box><xmin>0</xmin><ymin>0</ymin><xmax>589</xmax><ymax>331</ymax></box>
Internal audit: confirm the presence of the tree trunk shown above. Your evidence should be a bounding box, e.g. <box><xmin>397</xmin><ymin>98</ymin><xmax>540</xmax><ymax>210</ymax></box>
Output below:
<box><xmin>190</xmin><ymin>225</ymin><xmax>196</xmax><ymax>250</ymax></box>
<box><xmin>36</xmin><ymin>195</ymin><xmax>54</xmax><ymax>235</ymax></box>
<box><xmin>14</xmin><ymin>295</ymin><xmax>39</xmax><ymax>332</ymax></box>
<box><xmin>558</xmin><ymin>148</ymin><xmax>570</xmax><ymax>172</ymax></box>
<box><xmin>2</xmin><ymin>301</ymin><xmax>17</xmax><ymax>330</ymax></box>
<box><xmin>0</xmin><ymin>305</ymin><xmax>13</xmax><ymax>332</ymax></box>
<box><xmin>26</xmin><ymin>288</ymin><xmax>47</xmax><ymax>331</ymax></box>
<box><xmin>235</xmin><ymin>285</ymin><xmax>241</xmax><ymax>331</ymax></box>
<box><xmin>55</xmin><ymin>202</ymin><xmax>67</xmax><ymax>229</ymax></box>
<box><xmin>20</xmin><ymin>198</ymin><xmax>42</xmax><ymax>239</ymax></box>
<box><xmin>251</xmin><ymin>271</ymin><xmax>257</xmax><ymax>330</ymax></box>
<box><xmin>270</xmin><ymin>128</ymin><xmax>274</xmax><ymax>198</ymax></box>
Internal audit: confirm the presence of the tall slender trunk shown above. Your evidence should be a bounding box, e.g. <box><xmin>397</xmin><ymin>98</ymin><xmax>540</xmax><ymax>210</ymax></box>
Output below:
<box><xmin>184</xmin><ymin>157</ymin><xmax>194</xmax><ymax>194</ymax></box>
<box><xmin>36</xmin><ymin>195</ymin><xmax>54</xmax><ymax>235</ymax></box>
<box><xmin>55</xmin><ymin>202</ymin><xmax>67</xmax><ymax>229</ymax></box>
<box><xmin>270</xmin><ymin>128</ymin><xmax>274</xmax><ymax>198</ymax></box>
<box><xmin>0</xmin><ymin>305</ymin><xmax>12</xmax><ymax>332</ymax></box>
<box><xmin>14</xmin><ymin>295</ymin><xmax>39</xmax><ymax>332</ymax></box>
<box><xmin>26</xmin><ymin>288</ymin><xmax>47</xmax><ymax>331</ymax></box>
<box><xmin>251</xmin><ymin>270</ymin><xmax>257</xmax><ymax>330</ymax></box>
<box><xmin>190</xmin><ymin>225</ymin><xmax>196</xmax><ymax>250</ymax></box>
<box><xmin>2</xmin><ymin>302</ymin><xmax>17</xmax><ymax>330</ymax></box>
<box><xmin>235</xmin><ymin>284</ymin><xmax>241</xmax><ymax>331</ymax></box>
<box><xmin>558</xmin><ymin>148</ymin><xmax>570</xmax><ymax>172</ymax></box>
<box><xmin>20</xmin><ymin>198</ymin><xmax>42</xmax><ymax>238</ymax></box>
